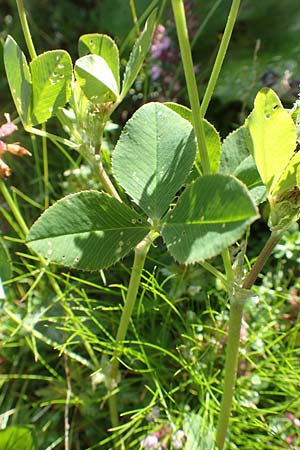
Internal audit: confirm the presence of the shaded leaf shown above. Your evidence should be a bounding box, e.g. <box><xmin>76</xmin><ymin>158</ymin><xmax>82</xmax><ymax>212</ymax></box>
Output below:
<box><xmin>27</xmin><ymin>191</ymin><xmax>150</xmax><ymax>271</ymax></box>
<box><xmin>121</xmin><ymin>9</ymin><xmax>156</xmax><ymax>100</ymax></box>
<box><xmin>78</xmin><ymin>34</ymin><xmax>120</xmax><ymax>90</ymax></box>
<box><xmin>161</xmin><ymin>174</ymin><xmax>258</xmax><ymax>264</ymax></box>
<box><xmin>112</xmin><ymin>103</ymin><xmax>196</xmax><ymax>220</ymax></box>
<box><xmin>75</xmin><ymin>54</ymin><xmax>119</xmax><ymax>103</ymax></box>
<box><xmin>4</xmin><ymin>36</ymin><xmax>32</xmax><ymax>126</ymax></box>
<box><xmin>220</xmin><ymin>126</ymin><xmax>266</xmax><ymax>204</ymax></box>
<box><xmin>30</xmin><ymin>50</ymin><xmax>73</xmax><ymax>124</ymax></box>
<box><xmin>165</xmin><ymin>102</ymin><xmax>221</xmax><ymax>173</ymax></box>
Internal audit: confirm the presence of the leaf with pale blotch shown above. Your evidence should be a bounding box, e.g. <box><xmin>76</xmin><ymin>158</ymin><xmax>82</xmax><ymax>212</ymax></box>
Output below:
<box><xmin>30</xmin><ymin>50</ymin><xmax>73</xmax><ymax>125</ymax></box>
<box><xmin>75</xmin><ymin>55</ymin><xmax>119</xmax><ymax>103</ymax></box>
<box><xmin>4</xmin><ymin>36</ymin><xmax>32</xmax><ymax>126</ymax></box>
<box><xmin>112</xmin><ymin>103</ymin><xmax>196</xmax><ymax>220</ymax></box>
<box><xmin>161</xmin><ymin>174</ymin><xmax>258</xmax><ymax>264</ymax></box>
<box><xmin>78</xmin><ymin>34</ymin><xmax>120</xmax><ymax>91</ymax></box>
<box><xmin>120</xmin><ymin>9</ymin><xmax>156</xmax><ymax>100</ymax></box>
<box><xmin>165</xmin><ymin>102</ymin><xmax>221</xmax><ymax>173</ymax></box>
<box><xmin>246</xmin><ymin>87</ymin><xmax>298</xmax><ymax>197</ymax></box>
<box><xmin>27</xmin><ymin>191</ymin><xmax>150</xmax><ymax>271</ymax></box>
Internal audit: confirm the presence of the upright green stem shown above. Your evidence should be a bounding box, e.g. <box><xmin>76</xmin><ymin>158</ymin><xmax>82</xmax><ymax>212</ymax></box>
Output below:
<box><xmin>110</xmin><ymin>232</ymin><xmax>156</xmax><ymax>381</ymax></box>
<box><xmin>216</xmin><ymin>230</ymin><xmax>282</xmax><ymax>449</ymax></box>
<box><xmin>15</xmin><ymin>0</ymin><xmax>37</xmax><ymax>60</ymax></box>
<box><xmin>201</xmin><ymin>0</ymin><xmax>241</xmax><ymax>117</ymax></box>
<box><xmin>171</xmin><ymin>0</ymin><xmax>210</xmax><ymax>174</ymax></box>
<box><xmin>107</xmin><ymin>232</ymin><xmax>157</xmax><ymax>431</ymax></box>
<box><xmin>0</xmin><ymin>180</ymin><xmax>28</xmax><ymax>237</ymax></box>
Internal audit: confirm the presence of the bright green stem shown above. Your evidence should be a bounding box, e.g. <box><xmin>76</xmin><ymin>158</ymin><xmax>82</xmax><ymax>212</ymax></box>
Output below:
<box><xmin>0</xmin><ymin>180</ymin><xmax>28</xmax><ymax>237</ymax></box>
<box><xmin>216</xmin><ymin>230</ymin><xmax>282</xmax><ymax>449</ymax></box>
<box><xmin>171</xmin><ymin>0</ymin><xmax>211</xmax><ymax>175</ymax></box>
<box><xmin>41</xmin><ymin>123</ymin><xmax>49</xmax><ymax>209</ymax></box>
<box><xmin>200</xmin><ymin>0</ymin><xmax>241</xmax><ymax>117</ymax></box>
<box><xmin>110</xmin><ymin>233</ymin><xmax>155</xmax><ymax>381</ymax></box>
<box><xmin>15</xmin><ymin>0</ymin><xmax>37</xmax><ymax>60</ymax></box>
<box><xmin>107</xmin><ymin>232</ymin><xmax>155</xmax><ymax>430</ymax></box>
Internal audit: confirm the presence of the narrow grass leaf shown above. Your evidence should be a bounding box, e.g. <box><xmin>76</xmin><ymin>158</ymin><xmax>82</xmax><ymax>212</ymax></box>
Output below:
<box><xmin>4</xmin><ymin>36</ymin><xmax>32</xmax><ymax>126</ymax></box>
<box><xmin>112</xmin><ymin>103</ymin><xmax>196</xmax><ymax>220</ymax></box>
<box><xmin>161</xmin><ymin>174</ymin><xmax>259</xmax><ymax>263</ymax></box>
<box><xmin>120</xmin><ymin>9</ymin><xmax>156</xmax><ymax>100</ymax></box>
<box><xmin>0</xmin><ymin>237</ymin><xmax>12</xmax><ymax>281</ymax></box>
<box><xmin>30</xmin><ymin>50</ymin><xmax>73</xmax><ymax>124</ymax></box>
<box><xmin>27</xmin><ymin>191</ymin><xmax>150</xmax><ymax>271</ymax></box>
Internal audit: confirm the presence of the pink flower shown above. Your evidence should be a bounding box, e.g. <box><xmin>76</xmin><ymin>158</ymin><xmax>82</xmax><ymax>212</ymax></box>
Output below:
<box><xmin>0</xmin><ymin>114</ymin><xmax>31</xmax><ymax>178</ymax></box>
<box><xmin>141</xmin><ymin>434</ymin><xmax>159</xmax><ymax>448</ymax></box>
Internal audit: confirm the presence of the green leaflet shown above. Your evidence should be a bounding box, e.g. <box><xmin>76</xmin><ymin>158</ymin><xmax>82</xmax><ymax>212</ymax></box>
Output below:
<box><xmin>74</xmin><ymin>54</ymin><xmax>119</xmax><ymax>103</ymax></box>
<box><xmin>161</xmin><ymin>174</ymin><xmax>258</xmax><ymax>264</ymax></box>
<box><xmin>4</xmin><ymin>36</ymin><xmax>73</xmax><ymax>127</ymax></box>
<box><xmin>78</xmin><ymin>33</ymin><xmax>120</xmax><ymax>90</ymax></box>
<box><xmin>112</xmin><ymin>102</ymin><xmax>197</xmax><ymax>220</ymax></box>
<box><xmin>0</xmin><ymin>426</ymin><xmax>36</xmax><ymax>450</ymax></box>
<box><xmin>220</xmin><ymin>126</ymin><xmax>266</xmax><ymax>204</ymax></box>
<box><xmin>165</xmin><ymin>102</ymin><xmax>221</xmax><ymax>174</ymax></box>
<box><xmin>246</xmin><ymin>87</ymin><xmax>298</xmax><ymax>197</ymax></box>
<box><xmin>27</xmin><ymin>191</ymin><xmax>150</xmax><ymax>271</ymax></box>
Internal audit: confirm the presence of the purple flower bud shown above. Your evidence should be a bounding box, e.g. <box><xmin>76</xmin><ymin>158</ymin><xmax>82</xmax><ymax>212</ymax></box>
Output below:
<box><xmin>141</xmin><ymin>434</ymin><xmax>159</xmax><ymax>448</ymax></box>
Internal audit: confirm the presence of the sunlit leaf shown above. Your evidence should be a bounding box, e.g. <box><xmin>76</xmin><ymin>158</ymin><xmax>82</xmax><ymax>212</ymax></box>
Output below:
<box><xmin>78</xmin><ymin>33</ymin><xmax>120</xmax><ymax>90</ymax></box>
<box><xmin>112</xmin><ymin>103</ymin><xmax>196</xmax><ymax>220</ymax></box>
<box><xmin>27</xmin><ymin>191</ymin><xmax>150</xmax><ymax>271</ymax></box>
<box><xmin>75</xmin><ymin>54</ymin><xmax>119</xmax><ymax>103</ymax></box>
<box><xmin>161</xmin><ymin>174</ymin><xmax>258</xmax><ymax>263</ymax></box>
<box><xmin>30</xmin><ymin>50</ymin><xmax>73</xmax><ymax>124</ymax></box>
<box><xmin>246</xmin><ymin>87</ymin><xmax>298</xmax><ymax>197</ymax></box>
<box><xmin>4</xmin><ymin>36</ymin><xmax>32</xmax><ymax>126</ymax></box>
<box><xmin>0</xmin><ymin>426</ymin><xmax>36</xmax><ymax>450</ymax></box>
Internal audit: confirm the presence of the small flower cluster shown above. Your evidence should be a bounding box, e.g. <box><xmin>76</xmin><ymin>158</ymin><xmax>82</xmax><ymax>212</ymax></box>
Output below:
<box><xmin>149</xmin><ymin>24</ymin><xmax>180</xmax><ymax>102</ymax></box>
<box><xmin>0</xmin><ymin>114</ymin><xmax>31</xmax><ymax>178</ymax></box>
<box><xmin>140</xmin><ymin>408</ymin><xmax>185</xmax><ymax>449</ymax></box>
<box><xmin>285</xmin><ymin>412</ymin><xmax>300</xmax><ymax>446</ymax></box>
<box><xmin>149</xmin><ymin>1</ymin><xmax>199</xmax><ymax>103</ymax></box>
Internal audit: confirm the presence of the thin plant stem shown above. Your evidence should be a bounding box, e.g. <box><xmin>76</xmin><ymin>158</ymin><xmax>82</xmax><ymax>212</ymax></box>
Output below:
<box><xmin>42</xmin><ymin>123</ymin><xmax>49</xmax><ymax>209</ymax></box>
<box><xmin>171</xmin><ymin>0</ymin><xmax>210</xmax><ymax>174</ymax></box>
<box><xmin>200</xmin><ymin>0</ymin><xmax>241</xmax><ymax>117</ymax></box>
<box><xmin>15</xmin><ymin>0</ymin><xmax>37</xmax><ymax>60</ymax></box>
<box><xmin>0</xmin><ymin>180</ymin><xmax>28</xmax><ymax>237</ymax></box>
<box><xmin>98</xmin><ymin>162</ymin><xmax>122</xmax><ymax>202</ymax></box>
<box><xmin>129</xmin><ymin>0</ymin><xmax>140</xmax><ymax>36</ymax></box>
<box><xmin>216</xmin><ymin>230</ymin><xmax>282</xmax><ymax>449</ymax></box>
<box><xmin>110</xmin><ymin>232</ymin><xmax>157</xmax><ymax>381</ymax></box>
<box><xmin>26</xmin><ymin>127</ymin><xmax>79</xmax><ymax>149</ymax></box>
<box><xmin>107</xmin><ymin>231</ymin><xmax>158</xmax><ymax>430</ymax></box>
